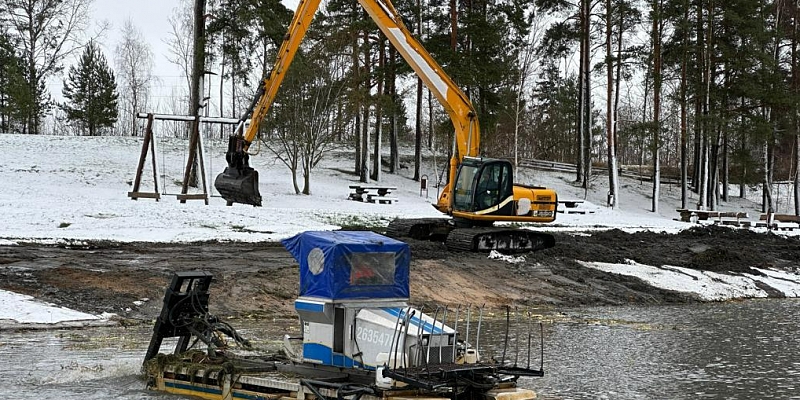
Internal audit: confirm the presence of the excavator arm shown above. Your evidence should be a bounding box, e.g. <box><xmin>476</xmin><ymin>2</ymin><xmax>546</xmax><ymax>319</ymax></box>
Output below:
<box><xmin>215</xmin><ymin>0</ymin><xmax>323</xmax><ymax>207</ymax></box>
<box><xmin>356</xmin><ymin>0</ymin><xmax>480</xmax><ymax>215</ymax></box>
<box><xmin>215</xmin><ymin>0</ymin><xmax>478</xmax><ymax>211</ymax></box>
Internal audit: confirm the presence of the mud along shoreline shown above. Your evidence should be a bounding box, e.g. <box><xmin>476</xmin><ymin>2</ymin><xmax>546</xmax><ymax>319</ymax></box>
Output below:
<box><xmin>1</xmin><ymin>226</ymin><xmax>798</xmax><ymax>324</ymax></box>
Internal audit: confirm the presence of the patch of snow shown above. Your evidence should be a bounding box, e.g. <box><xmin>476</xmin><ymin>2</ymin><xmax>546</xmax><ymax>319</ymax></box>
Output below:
<box><xmin>488</xmin><ymin>250</ymin><xmax>526</xmax><ymax>264</ymax></box>
<box><xmin>580</xmin><ymin>261</ymin><xmax>767</xmax><ymax>301</ymax></box>
<box><xmin>0</xmin><ymin>289</ymin><xmax>102</xmax><ymax>324</ymax></box>
<box><xmin>579</xmin><ymin>260</ymin><xmax>800</xmax><ymax>300</ymax></box>
<box><xmin>0</xmin><ymin>239</ymin><xmax>17</xmax><ymax>245</ymax></box>
<box><xmin>747</xmin><ymin>268</ymin><xmax>800</xmax><ymax>297</ymax></box>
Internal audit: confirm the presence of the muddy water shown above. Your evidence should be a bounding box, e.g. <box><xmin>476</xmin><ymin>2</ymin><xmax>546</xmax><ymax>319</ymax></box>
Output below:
<box><xmin>2</xmin><ymin>300</ymin><xmax>799</xmax><ymax>399</ymax></box>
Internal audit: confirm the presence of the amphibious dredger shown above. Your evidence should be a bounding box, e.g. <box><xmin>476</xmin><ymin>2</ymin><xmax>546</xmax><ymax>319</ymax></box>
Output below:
<box><xmin>143</xmin><ymin>231</ymin><xmax>544</xmax><ymax>400</ymax></box>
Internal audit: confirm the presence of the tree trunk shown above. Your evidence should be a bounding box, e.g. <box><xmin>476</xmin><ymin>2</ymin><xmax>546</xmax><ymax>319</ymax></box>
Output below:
<box><xmin>360</xmin><ymin>26</ymin><xmax>371</xmax><ymax>183</ymax></box>
<box><xmin>582</xmin><ymin>0</ymin><xmax>592</xmax><ymax>190</ymax></box>
<box><xmin>414</xmin><ymin>0</ymin><xmax>422</xmax><ymax>180</ymax></box>
<box><xmin>187</xmin><ymin>0</ymin><xmax>206</xmax><ymax>188</ymax></box>
<box><xmin>763</xmin><ymin>140</ymin><xmax>774</xmax><ymax>212</ymax></box>
<box><xmin>219</xmin><ymin>51</ymin><xmax>225</xmax><ymax>139</ymax></box>
<box><xmin>389</xmin><ymin>47</ymin><xmax>399</xmax><ymax>174</ymax></box>
<box><xmin>372</xmin><ymin>38</ymin><xmax>385</xmax><ymax>182</ymax></box>
<box><xmin>302</xmin><ymin>158</ymin><xmax>311</xmax><ymax>195</ymax></box>
<box><xmin>415</xmin><ymin>77</ymin><xmax>423</xmax><ymax>181</ymax></box>
<box><xmin>722</xmin><ymin>130</ymin><xmax>729</xmax><ymax>202</ymax></box>
<box><xmin>680</xmin><ymin>0</ymin><xmax>689</xmax><ymax>209</ymax></box>
<box><xmin>612</xmin><ymin>5</ymin><xmax>625</xmax><ymax>208</ymax></box>
<box><xmin>576</xmin><ymin>0</ymin><xmax>587</xmax><ymax>184</ymax></box>
<box><xmin>740</xmin><ymin>98</ymin><xmax>746</xmax><ymax>198</ymax></box>
<box><xmin>353</xmin><ymin>6</ymin><xmax>362</xmax><ymax>176</ymax></box>
<box><xmin>651</xmin><ymin>0</ymin><xmax>662</xmax><ymax>213</ymax></box>
<box><xmin>606</xmin><ymin>0</ymin><xmax>617</xmax><ymax>208</ymax></box>
<box><xmin>291</xmin><ymin>162</ymin><xmax>301</xmax><ymax>195</ymax></box>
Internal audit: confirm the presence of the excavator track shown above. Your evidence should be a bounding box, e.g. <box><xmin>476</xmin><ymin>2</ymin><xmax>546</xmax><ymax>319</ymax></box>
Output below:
<box><xmin>385</xmin><ymin>218</ymin><xmax>453</xmax><ymax>241</ymax></box>
<box><xmin>445</xmin><ymin>228</ymin><xmax>555</xmax><ymax>253</ymax></box>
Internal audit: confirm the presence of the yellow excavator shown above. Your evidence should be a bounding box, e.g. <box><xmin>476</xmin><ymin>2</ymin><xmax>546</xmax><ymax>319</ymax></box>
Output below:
<box><xmin>214</xmin><ymin>0</ymin><xmax>559</xmax><ymax>252</ymax></box>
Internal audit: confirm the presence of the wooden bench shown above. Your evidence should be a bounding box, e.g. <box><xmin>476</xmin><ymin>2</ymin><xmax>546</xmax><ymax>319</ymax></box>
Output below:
<box><xmin>367</xmin><ymin>195</ymin><xmax>398</xmax><ymax>204</ymax></box>
<box><xmin>759</xmin><ymin>213</ymin><xmax>800</xmax><ymax>223</ymax></box>
<box><xmin>348</xmin><ymin>185</ymin><xmax>398</xmax><ymax>203</ymax></box>
<box><xmin>676</xmin><ymin>209</ymin><xmax>749</xmax><ymax>224</ymax></box>
<box><xmin>757</xmin><ymin>213</ymin><xmax>800</xmax><ymax>230</ymax></box>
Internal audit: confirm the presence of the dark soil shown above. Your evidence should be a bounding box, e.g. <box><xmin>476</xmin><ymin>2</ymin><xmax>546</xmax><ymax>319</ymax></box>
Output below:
<box><xmin>1</xmin><ymin>226</ymin><xmax>798</xmax><ymax>321</ymax></box>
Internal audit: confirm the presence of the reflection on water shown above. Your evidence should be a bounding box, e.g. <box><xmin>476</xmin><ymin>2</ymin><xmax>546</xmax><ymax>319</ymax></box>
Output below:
<box><xmin>1</xmin><ymin>300</ymin><xmax>798</xmax><ymax>399</ymax></box>
<box><xmin>516</xmin><ymin>299</ymin><xmax>800</xmax><ymax>399</ymax></box>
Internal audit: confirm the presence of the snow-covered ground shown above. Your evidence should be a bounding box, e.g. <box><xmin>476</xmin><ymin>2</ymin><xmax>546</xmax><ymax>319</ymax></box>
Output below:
<box><xmin>0</xmin><ymin>289</ymin><xmax>112</xmax><ymax>328</ymax></box>
<box><xmin>579</xmin><ymin>260</ymin><xmax>800</xmax><ymax>301</ymax></box>
<box><xmin>1</xmin><ymin>133</ymin><xmax>799</xmax><ymax>324</ymax></box>
<box><xmin>1</xmin><ymin>133</ymin><xmax>777</xmax><ymax>243</ymax></box>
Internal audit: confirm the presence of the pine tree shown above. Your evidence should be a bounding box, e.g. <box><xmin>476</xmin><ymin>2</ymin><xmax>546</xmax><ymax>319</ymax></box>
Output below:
<box><xmin>61</xmin><ymin>42</ymin><xmax>119</xmax><ymax>136</ymax></box>
<box><xmin>0</xmin><ymin>30</ymin><xmax>30</xmax><ymax>132</ymax></box>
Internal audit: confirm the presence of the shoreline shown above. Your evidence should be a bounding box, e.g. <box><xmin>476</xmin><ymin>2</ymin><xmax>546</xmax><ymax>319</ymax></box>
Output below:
<box><xmin>1</xmin><ymin>226</ymin><xmax>799</xmax><ymax>329</ymax></box>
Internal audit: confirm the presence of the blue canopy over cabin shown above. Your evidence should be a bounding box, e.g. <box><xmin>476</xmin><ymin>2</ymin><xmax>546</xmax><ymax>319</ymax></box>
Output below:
<box><xmin>281</xmin><ymin>231</ymin><xmax>410</xmax><ymax>300</ymax></box>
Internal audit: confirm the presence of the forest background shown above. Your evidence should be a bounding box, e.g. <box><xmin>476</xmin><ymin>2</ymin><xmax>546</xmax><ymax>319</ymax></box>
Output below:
<box><xmin>2</xmin><ymin>0</ymin><xmax>800</xmax><ymax>215</ymax></box>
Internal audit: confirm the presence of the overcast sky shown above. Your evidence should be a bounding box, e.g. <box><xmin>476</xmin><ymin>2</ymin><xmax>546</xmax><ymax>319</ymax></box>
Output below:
<box><xmin>92</xmin><ymin>0</ymin><xmax>177</xmax><ymax>77</ymax></box>
<box><xmin>51</xmin><ymin>0</ymin><xmax>302</xmax><ymax>111</ymax></box>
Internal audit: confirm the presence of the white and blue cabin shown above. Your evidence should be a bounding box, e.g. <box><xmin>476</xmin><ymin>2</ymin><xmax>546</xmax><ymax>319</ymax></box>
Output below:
<box><xmin>282</xmin><ymin>231</ymin><xmax>456</xmax><ymax>373</ymax></box>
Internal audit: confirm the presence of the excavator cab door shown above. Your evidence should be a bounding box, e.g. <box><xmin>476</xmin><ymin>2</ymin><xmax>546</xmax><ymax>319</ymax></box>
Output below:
<box><xmin>452</xmin><ymin>159</ymin><xmax>513</xmax><ymax>215</ymax></box>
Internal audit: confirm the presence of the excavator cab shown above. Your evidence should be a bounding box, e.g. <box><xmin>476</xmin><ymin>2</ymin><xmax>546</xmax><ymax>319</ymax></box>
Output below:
<box><xmin>452</xmin><ymin>158</ymin><xmax>514</xmax><ymax>215</ymax></box>
<box><xmin>214</xmin><ymin>136</ymin><xmax>262</xmax><ymax>206</ymax></box>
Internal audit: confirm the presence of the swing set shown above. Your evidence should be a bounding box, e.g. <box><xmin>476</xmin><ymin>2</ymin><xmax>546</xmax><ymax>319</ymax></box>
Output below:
<box><xmin>127</xmin><ymin>112</ymin><xmax>242</xmax><ymax>204</ymax></box>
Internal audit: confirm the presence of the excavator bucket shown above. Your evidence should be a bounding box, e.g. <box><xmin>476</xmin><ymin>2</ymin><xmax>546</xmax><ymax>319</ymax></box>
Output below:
<box><xmin>215</xmin><ymin>166</ymin><xmax>262</xmax><ymax>206</ymax></box>
<box><xmin>215</xmin><ymin>135</ymin><xmax>263</xmax><ymax>207</ymax></box>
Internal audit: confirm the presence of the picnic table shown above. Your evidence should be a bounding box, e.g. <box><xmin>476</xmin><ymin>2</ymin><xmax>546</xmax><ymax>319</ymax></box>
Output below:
<box><xmin>557</xmin><ymin>199</ymin><xmax>594</xmax><ymax>214</ymax></box>
<box><xmin>559</xmin><ymin>199</ymin><xmax>584</xmax><ymax>208</ymax></box>
<box><xmin>348</xmin><ymin>185</ymin><xmax>398</xmax><ymax>204</ymax></box>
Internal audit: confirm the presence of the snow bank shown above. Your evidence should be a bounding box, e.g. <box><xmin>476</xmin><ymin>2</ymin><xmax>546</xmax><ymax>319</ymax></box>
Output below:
<box><xmin>0</xmin><ymin>289</ymin><xmax>105</xmax><ymax>325</ymax></box>
<box><xmin>579</xmin><ymin>260</ymin><xmax>800</xmax><ymax>301</ymax></box>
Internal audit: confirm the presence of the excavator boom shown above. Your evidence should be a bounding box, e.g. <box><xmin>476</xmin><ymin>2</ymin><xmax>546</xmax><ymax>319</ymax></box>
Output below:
<box><xmin>215</xmin><ymin>0</ymin><xmax>323</xmax><ymax>207</ymax></box>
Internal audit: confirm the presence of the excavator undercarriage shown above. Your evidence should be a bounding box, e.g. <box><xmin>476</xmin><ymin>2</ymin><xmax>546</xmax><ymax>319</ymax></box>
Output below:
<box><xmin>385</xmin><ymin>218</ymin><xmax>555</xmax><ymax>253</ymax></box>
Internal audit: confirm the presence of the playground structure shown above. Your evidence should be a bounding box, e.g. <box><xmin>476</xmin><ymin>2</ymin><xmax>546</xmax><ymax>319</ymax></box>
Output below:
<box><xmin>128</xmin><ymin>112</ymin><xmax>245</xmax><ymax>204</ymax></box>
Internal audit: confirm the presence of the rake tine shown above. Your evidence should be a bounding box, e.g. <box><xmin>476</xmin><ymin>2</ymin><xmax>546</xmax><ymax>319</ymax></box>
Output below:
<box><xmin>501</xmin><ymin>305</ymin><xmax>510</xmax><ymax>366</ymax></box>
<box><xmin>475</xmin><ymin>303</ymin><xmax>485</xmax><ymax>361</ymax></box>
<box><xmin>439</xmin><ymin>306</ymin><xmax>448</xmax><ymax>364</ymax></box>
<box><xmin>526</xmin><ymin>308</ymin><xmax>533</xmax><ymax>370</ymax></box>
<box><xmin>514</xmin><ymin>306</ymin><xmax>520</xmax><ymax>368</ymax></box>
<box><xmin>451</xmin><ymin>305</ymin><xmax>461</xmax><ymax>363</ymax></box>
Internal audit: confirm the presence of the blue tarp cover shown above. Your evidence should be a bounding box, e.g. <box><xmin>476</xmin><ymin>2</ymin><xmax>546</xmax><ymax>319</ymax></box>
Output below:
<box><xmin>281</xmin><ymin>231</ymin><xmax>410</xmax><ymax>300</ymax></box>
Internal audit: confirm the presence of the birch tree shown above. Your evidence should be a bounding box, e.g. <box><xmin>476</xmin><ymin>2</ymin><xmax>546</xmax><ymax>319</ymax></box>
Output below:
<box><xmin>115</xmin><ymin>19</ymin><xmax>154</xmax><ymax>136</ymax></box>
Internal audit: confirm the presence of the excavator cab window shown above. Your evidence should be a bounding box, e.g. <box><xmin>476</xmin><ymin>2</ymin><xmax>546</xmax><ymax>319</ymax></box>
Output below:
<box><xmin>453</xmin><ymin>165</ymin><xmax>479</xmax><ymax>211</ymax></box>
<box><xmin>453</xmin><ymin>161</ymin><xmax>512</xmax><ymax>212</ymax></box>
<box><xmin>474</xmin><ymin>164</ymin><xmax>504</xmax><ymax>211</ymax></box>
<box><xmin>453</xmin><ymin>160</ymin><xmax>514</xmax><ymax>214</ymax></box>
